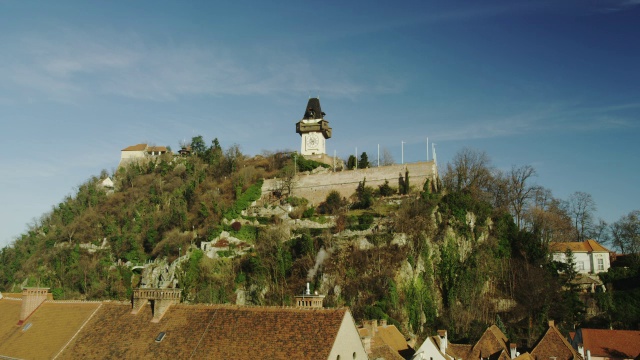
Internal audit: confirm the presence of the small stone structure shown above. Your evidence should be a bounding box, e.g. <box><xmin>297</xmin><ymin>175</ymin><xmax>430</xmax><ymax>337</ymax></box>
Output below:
<box><xmin>131</xmin><ymin>288</ymin><xmax>181</xmax><ymax>323</ymax></box>
<box><xmin>294</xmin><ymin>283</ymin><xmax>325</xmax><ymax>308</ymax></box>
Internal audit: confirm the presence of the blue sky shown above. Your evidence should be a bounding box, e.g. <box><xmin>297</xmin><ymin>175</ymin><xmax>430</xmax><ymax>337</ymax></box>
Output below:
<box><xmin>1</xmin><ymin>0</ymin><xmax>639</xmax><ymax>248</ymax></box>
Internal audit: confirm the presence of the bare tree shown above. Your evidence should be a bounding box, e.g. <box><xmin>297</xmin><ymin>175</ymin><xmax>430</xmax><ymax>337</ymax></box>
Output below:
<box><xmin>523</xmin><ymin>187</ymin><xmax>575</xmax><ymax>245</ymax></box>
<box><xmin>610</xmin><ymin>210</ymin><xmax>640</xmax><ymax>254</ymax></box>
<box><xmin>380</xmin><ymin>147</ymin><xmax>395</xmax><ymax>166</ymax></box>
<box><xmin>588</xmin><ymin>219</ymin><xmax>609</xmax><ymax>244</ymax></box>
<box><xmin>564</xmin><ymin>191</ymin><xmax>597</xmax><ymax>241</ymax></box>
<box><xmin>275</xmin><ymin>163</ymin><xmax>296</xmax><ymax>197</ymax></box>
<box><xmin>507</xmin><ymin>165</ymin><xmax>537</xmax><ymax>229</ymax></box>
<box><xmin>442</xmin><ymin>147</ymin><xmax>493</xmax><ymax>196</ymax></box>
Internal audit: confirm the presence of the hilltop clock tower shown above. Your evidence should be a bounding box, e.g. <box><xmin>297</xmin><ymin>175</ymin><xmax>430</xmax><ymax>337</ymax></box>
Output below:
<box><xmin>296</xmin><ymin>98</ymin><xmax>332</xmax><ymax>156</ymax></box>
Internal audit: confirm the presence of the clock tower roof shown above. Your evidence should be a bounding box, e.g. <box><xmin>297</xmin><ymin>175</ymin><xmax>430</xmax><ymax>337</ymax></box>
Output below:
<box><xmin>296</xmin><ymin>97</ymin><xmax>332</xmax><ymax>139</ymax></box>
<box><xmin>302</xmin><ymin>98</ymin><xmax>325</xmax><ymax>120</ymax></box>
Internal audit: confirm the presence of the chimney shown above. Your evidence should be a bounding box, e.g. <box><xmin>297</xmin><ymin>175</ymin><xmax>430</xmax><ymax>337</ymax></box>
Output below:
<box><xmin>586</xmin><ymin>350</ymin><xmax>591</xmax><ymax>360</ymax></box>
<box><xmin>363</xmin><ymin>319</ymin><xmax>378</xmax><ymax>335</ymax></box>
<box><xmin>510</xmin><ymin>343</ymin><xmax>517</xmax><ymax>359</ymax></box>
<box><xmin>305</xmin><ymin>282</ymin><xmax>311</xmax><ymax>295</ymax></box>
<box><xmin>577</xmin><ymin>344</ymin><xmax>584</xmax><ymax>358</ymax></box>
<box><xmin>18</xmin><ymin>288</ymin><xmax>50</xmax><ymax>325</ymax></box>
<box><xmin>362</xmin><ymin>336</ymin><xmax>372</xmax><ymax>354</ymax></box>
<box><xmin>437</xmin><ymin>330</ymin><xmax>447</xmax><ymax>352</ymax></box>
<box><xmin>380</xmin><ymin>319</ymin><xmax>387</xmax><ymax>327</ymax></box>
<box><xmin>131</xmin><ymin>288</ymin><xmax>181</xmax><ymax>323</ymax></box>
<box><xmin>548</xmin><ymin>320</ymin><xmax>555</xmax><ymax>327</ymax></box>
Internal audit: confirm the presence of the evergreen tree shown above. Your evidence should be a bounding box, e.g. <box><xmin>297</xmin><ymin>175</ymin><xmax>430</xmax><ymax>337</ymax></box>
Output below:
<box><xmin>404</xmin><ymin>169</ymin><xmax>410</xmax><ymax>194</ymax></box>
<box><xmin>347</xmin><ymin>155</ymin><xmax>357</xmax><ymax>170</ymax></box>
<box><xmin>358</xmin><ymin>152</ymin><xmax>370</xmax><ymax>169</ymax></box>
<box><xmin>191</xmin><ymin>135</ymin><xmax>207</xmax><ymax>155</ymax></box>
<box><xmin>354</xmin><ymin>178</ymin><xmax>373</xmax><ymax>209</ymax></box>
<box><xmin>378</xmin><ymin>180</ymin><xmax>394</xmax><ymax>197</ymax></box>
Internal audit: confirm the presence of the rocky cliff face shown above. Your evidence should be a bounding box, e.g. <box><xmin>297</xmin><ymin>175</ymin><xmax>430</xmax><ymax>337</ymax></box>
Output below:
<box><xmin>139</xmin><ymin>257</ymin><xmax>184</xmax><ymax>289</ymax></box>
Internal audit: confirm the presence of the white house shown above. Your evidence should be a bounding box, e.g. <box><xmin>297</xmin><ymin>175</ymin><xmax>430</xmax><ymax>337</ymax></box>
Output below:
<box><xmin>550</xmin><ymin>240</ymin><xmax>612</xmax><ymax>274</ymax></box>
<box><xmin>119</xmin><ymin>143</ymin><xmax>168</xmax><ymax>167</ymax></box>
<box><xmin>99</xmin><ymin>177</ymin><xmax>114</xmax><ymax>189</ymax></box>
<box><xmin>412</xmin><ymin>330</ymin><xmax>456</xmax><ymax>360</ymax></box>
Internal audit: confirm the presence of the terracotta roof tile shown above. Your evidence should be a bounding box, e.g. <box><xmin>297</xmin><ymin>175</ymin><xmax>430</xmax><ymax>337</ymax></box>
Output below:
<box><xmin>370</xmin><ymin>343</ymin><xmax>406</xmax><ymax>360</ymax></box>
<box><xmin>360</xmin><ymin>321</ymin><xmax>414</xmax><ymax>359</ymax></box>
<box><xmin>60</xmin><ymin>303</ymin><xmax>352</xmax><ymax>360</ymax></box>
<box><xmin>549</xmin><ymin>240</ymin><xmax>611</xmax><ymax>253</ymax></box>
<box><xmin>0</xmin><ymin>300</ymin><xmax>101</xmax><ymax>359</ymax></box>
<box><xmin>469</xmin><ymin>325</ymin><xmax>510</xmax><ymax>359</ymax></box>
<box><xmin>514</xmin><ymin>352</ymin><xmax>535</xmax><ymax>360</ymax></box>
<box><xmin>579</xmin><ymin>328</ymin><xmax>640</xmax><ymax>358</ymax></box>
<box><xmin>447</xmin><ymin>343</ymin><xmax>473</xmax><ymax>359</ymax></box>
<box><xmin>122</xmin><ymin>143</ymin><xmax>148</xmax><ymax>151</ymax></box>
<box><xmin>147</xmin><ymin>146</ymin><xmax>167</xmax><ymax>153</ymax></box>
<box><xmin>375</xmin><ymin>324</ymin><xmax>412</xmax><ymax>354</ymax></box>
<box><xmin>530</xmin><ymin>324</ymin><xmax>581</xmax><ymax>360</ymax></box>
<box><xmin>0</xmin><ymin>292</ymin><xmax>23</xmax><ymax>299</ymax></box>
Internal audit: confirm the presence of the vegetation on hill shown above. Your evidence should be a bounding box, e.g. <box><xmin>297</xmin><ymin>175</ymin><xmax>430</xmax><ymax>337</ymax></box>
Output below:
<box><xmin>1</xmin><ymin>141</ymin><xmax>638</xmax><ymax>348</ymax></box>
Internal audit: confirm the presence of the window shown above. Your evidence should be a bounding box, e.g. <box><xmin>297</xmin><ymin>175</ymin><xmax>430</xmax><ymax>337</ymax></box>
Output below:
<box><xmin>22</xmin><ymin>323</ymin><xmax>32</xmax><ymax>332</ymax></box>
<box><xmin>598</xmin><ymin>258</ymin><xmax>604</xmax><ymax>271</ymax></box>
<box><xmin>155</xmin><ymin>332</ymin><xmax>166</xmax><ymax>343</ymax></box>
<box><xmin>577</xmin><ymin>261</ymin><xmax>585</xmax><ymax>271</ymax></box>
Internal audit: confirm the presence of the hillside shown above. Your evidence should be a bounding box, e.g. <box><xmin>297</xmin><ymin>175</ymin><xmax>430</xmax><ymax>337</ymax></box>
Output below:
<box><xmin>1</xmin><ymin>140</ymin><xmax>638</xmax><ymax>347</ymax></box>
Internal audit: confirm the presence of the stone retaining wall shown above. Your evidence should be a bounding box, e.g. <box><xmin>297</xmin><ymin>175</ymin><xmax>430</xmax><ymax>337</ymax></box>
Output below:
<box><xmin>262</xmin><ymin>161</ymin><xmax>437</xmax><ymax>205</ymax></box>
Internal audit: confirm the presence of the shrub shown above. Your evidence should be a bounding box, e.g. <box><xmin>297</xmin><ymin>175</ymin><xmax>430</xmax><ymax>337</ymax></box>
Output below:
<box><xmin>286</xmin><ymin>196</ymin><xmax>308</xmax><ymax>207</ymax></box>
<box><xmin>303</xmin><ymin>207</ymin><xmax>315</xmax><ymax>218</ymax></box>
<box><xmin>378</xmin><ymin>180</ymin><xmax>395</xmax><ymax>197</ymax></box>
<box><xmin>223</xmin><ymin>179</ymin><xmax>263</xmax><ymax>220</ymax></box>
<box><xmin>231</xmin><ymin>221</ymin><xmax>242</xmax><ymax>231</ymax></box>
<box><xmin>353</xmin><ymin>178</ymin><xmax>374</xmax><ymax>209</ymax></box>
<box><xmin>348</xmin><ymin>213</ymin><xmax>375</xmax><ymax>231</ymax></box>
<box><xmin>319</xmin><ymin>190</ymin><xmax>344</xmax><ymax>215</ymax></box>
<box><xmin>296</xmin><ymin>155</ymin><xmax>330</xmax><ymax>171</ymax></box>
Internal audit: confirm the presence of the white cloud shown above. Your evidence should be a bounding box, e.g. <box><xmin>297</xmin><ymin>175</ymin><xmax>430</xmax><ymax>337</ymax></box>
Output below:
<box><xmin>1</xmin><ymin>29</ymin><xmax>402</xmax><ymax>103</ymax></box>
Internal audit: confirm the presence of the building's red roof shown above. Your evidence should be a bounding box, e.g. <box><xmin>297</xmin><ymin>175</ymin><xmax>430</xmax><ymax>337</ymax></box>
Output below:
<box><xmin>549</xmin><ymin>240</ymin><xmax>611</xmax><ymax>253</ymax></box>
<box><xmin>214</xmin><ymin>238</ymin><xmax>230</xmax><ymax>247</ymax></box>
<box><xmin>0</xmin><ymin>300</ymin><xmax>101</xmax><ymax>359</ymax></box>
<box><xmin>469</xmin><ymin>325</ymin><xmax>510</xmax><ymax>359</ymax></box>
<box><xmin>531</xmin><ymin>322</ymin><xmax>582</xmax><ymax>360</ymax></box>
<box><xmin>61</xmin><ymin>303</ymin><xmax>350</xmax><ymax>360</ymax></box>
<box><xmin>580</xmin><ymin>328</ymin><xmax>640</xmax><ymax>358</ymax></box>
<box><xmin>121</xmin><ymin>143</ymin><xmax>148</xmax><ymax>151</ymax></box>
<box><xmin>147</xmin><ymin>146</ymin><xmax>167</xmax><ymax>153</ymax></box>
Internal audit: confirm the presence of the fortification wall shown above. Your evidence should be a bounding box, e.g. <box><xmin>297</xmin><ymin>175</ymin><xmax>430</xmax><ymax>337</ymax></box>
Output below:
<box><xmin>262</xmin><ymin>161</ymin><xmax>437</xmax><ymax>205</ymax></box>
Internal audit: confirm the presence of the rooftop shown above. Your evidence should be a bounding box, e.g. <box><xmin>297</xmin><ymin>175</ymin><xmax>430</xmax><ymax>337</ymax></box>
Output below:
<box><xmin>121</xmin><ymin>143</ymin><xmax>148</xmax><ymax>151</ymax></box>
<box><xmin>0</xmin><ymin>299</ymin><xmax>101</xmax><ymax>359</ymax></box>
<box><xmin>576</xmin><ymin>328</ymin><xmax>640</xmax><ymax>358</ymax></box>
<box><xmin>60</xmin><ymin>303</ymin><xmax>349</xmax><ymax>360</ymax></box>
<box><xmin>530</xmin><ymin>322</ymin><xmax>582</xmax><ymax>360</ymax></box>
<box><xmin>549</xmin><ymin>240</ymin><xmax>611</xmax><ymax>253</ymax></box>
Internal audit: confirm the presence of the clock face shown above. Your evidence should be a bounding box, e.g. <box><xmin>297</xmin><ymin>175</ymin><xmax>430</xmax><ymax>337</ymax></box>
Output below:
<box><xmin>307</xmin><ymin>134</ymin><xmax>319</xmax><ymax>148</ymax></box>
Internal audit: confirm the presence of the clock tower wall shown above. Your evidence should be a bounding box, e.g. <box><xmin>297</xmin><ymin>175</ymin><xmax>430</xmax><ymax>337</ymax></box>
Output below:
<box><xmin>301</xmin><ymin>132</ymin><xmax>325</xmax><ymax>155</ymax></box>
